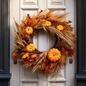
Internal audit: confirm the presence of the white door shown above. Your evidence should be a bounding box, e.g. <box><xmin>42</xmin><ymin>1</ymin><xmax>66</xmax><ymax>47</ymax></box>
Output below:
<box><xmin>10</xmin><ymin>0</ymin><xmax>77</xmax><ymax>86</ymax></box>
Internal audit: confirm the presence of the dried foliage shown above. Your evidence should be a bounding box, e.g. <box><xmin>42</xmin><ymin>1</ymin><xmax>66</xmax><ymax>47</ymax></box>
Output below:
<box><xmin>47</xmin><ymin>12</ymin><xmax>68</xmax><ymax>22</ymax></box>
<box><xmin>12</xmin><ymin>8</ymin><xmax>76</xmax><ymax>80</ymax></box>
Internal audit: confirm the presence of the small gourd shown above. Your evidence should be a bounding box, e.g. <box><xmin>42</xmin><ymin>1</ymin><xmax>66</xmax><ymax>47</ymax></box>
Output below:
<box><xmin>56</xmin><ymin>25</ymin><xmax>64</xmax><ymax>31</ymax></box>
<box><xmin>25</xmin><ymin>26</ymin><xmax>33</xmax><ymax>35</ymax></box>
<box><xmin>26</xmin><ymin>43</ymin><xmax>36</xmax><ymax>52</ymax></box>
<box><xmin>48</xmin><ymin>48</ymin><xmax>61</xmax><ymax>62</ymax></box>
<box><xmin>45</xmin><ymin>21</ymin><xmax>51</xmax><ymax>26</ymax></box>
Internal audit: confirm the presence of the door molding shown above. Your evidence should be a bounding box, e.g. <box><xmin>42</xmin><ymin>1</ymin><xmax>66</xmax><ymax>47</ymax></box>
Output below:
<box><xmin>0</xmin><ymin>0</ymin><xmax>11</xmax><ymax>86</ymax></box>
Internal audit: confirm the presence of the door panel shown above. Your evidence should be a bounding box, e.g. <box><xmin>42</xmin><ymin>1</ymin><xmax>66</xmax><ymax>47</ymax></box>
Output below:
<box><xmin>48</xmin><ymin>0</ymin><xmax>66</xmax><ymax>9</ymax></box>
<box><xmin>10</xmin><ymin>0</ymin><xmax>76</xmax><ymax>86</ymax></box>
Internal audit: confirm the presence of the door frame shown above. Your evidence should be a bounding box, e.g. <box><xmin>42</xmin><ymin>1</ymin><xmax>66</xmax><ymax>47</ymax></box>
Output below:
<box><xmin>0</xmin><ymin>0</ymin><xmax>85</xmax><ymax>86</ymax></box>
<box><xmin>0</xmin><ymin>0</ymin><xmax>11</xmax><ymax>86</ymax></box>
<box><xmin>76</xmin><ymin>0</ymin><xmax>86</xmax><ymax>86</ymax></box>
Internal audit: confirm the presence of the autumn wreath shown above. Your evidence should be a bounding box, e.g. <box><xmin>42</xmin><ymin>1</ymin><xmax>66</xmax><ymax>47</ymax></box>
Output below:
<box><xmin>12</xmin><ymin>9</ymin><xmax>76</xmax><ymax>77</ymax></box>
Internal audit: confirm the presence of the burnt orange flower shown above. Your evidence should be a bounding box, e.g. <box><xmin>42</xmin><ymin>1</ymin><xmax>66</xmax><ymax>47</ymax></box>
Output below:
<box><xmin>48</xmin><ymin>70</ymin><xmax>51</xmax><ymax>73</ymax></box>
<box><xmin>22</xmin><ymin>21</ymin><xmax>27</xmax><ymax>25</ymax></box>
<box><xmin>12</xmin><ymin>51</ymin><xmax>19</xmax><ymax>57</ymax></box>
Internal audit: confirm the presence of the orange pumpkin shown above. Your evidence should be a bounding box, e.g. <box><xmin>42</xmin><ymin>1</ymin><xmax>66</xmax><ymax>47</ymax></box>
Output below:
<box><xmin>25</xmin><ymin>26</ymin><xmax>33</xmax><ymax>35</ymax></box>
<box><xmin>48</xmin><ymin>48</ymin><xmax>61</xmax><ymax>62</ymax></box>
<box><xmin>26</xmin><ymin>43</ymin><xmax>36</xmax><ymax>52</ymax></box>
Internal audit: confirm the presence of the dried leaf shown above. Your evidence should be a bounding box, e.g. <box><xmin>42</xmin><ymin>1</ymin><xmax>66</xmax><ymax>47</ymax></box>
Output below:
<box><xmin>59</xmin><ymin>53</ymin><xmax>66</xmax><ymax>67</ymax></box>
<box><xmin>52</xmin><ymin>62</ymin><xmax>57</xmax><ymax>73</ymax></box>
<box><xmin>39</xmin><ymin>8</ymin><xmax>48</xmax><ymax>17</ymax></box>
<box><xmin>47</xmin><ymin>13</ymin><xmax>69</xmax><ymax>22</ymax></box>
<box><xmin>32</xmin><ymin>65</ymin><xmax>39</xmax><ymax>73</ymax></box>
<box><xmin>22</xmin><ymin>53</ymin><xmax>29</xmax><ymax>59</ymax></box>
<box><xmin>36</xmin><ymin>51</ymin><xmax>48</xmax><ymax>62</ymax></box>
<box><xmin>11</xmin><ymin>42</ymin><xmax>21</xmax><ymax>48</ymax></box>
<box><xmin>55</xmin><ymin>66</ymin><xmax>59</xmax><ymax>81</ymax></box>
<box><xmin>12</xmin><ymin>51</ymin><xmax>19</xmax><ymax>57</ymax></box>
<box><xmin>16</xmin><ymin>41</ymin><xmax>25</xmax><ymax>47</ymax></box>
<box><xmin>47</xmin><ymin>26</ymin><xmax>74</xmax><ymax>46</ymax></box>
<box><xmin>13</xmin><ymin>18</ymin><xmax>20</xmax><ymax>31</ymax></box>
